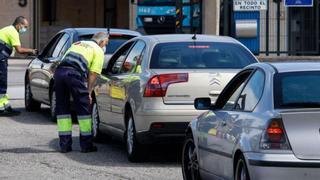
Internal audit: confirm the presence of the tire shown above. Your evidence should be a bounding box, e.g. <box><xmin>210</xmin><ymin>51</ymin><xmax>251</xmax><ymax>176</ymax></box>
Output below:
<box><xmin>235</xmin><ymin>155</ymin><xmax>251</xmax><ymax>180</ymax></box>
<box><xmin>182</xmin><ymin>134</ymin><xmax>201</xmax><ymax>180</ymax></box>
<box><xmin>125</xmin><ymin>110</ymin><xmax>145</xmax><ymax>162</ymax></box>
<box><xmin>91</xmin><ymin>101</ymin><xmax>102</xmax><ymax>141</ymax></box>
<box><xmin>25</xmin><ymin>79</ymin><xmax>41</xmax><ymax>112</ymax></box>
<box><xmin>50</xmin><ymin>90</ymin><xmax>57</xmax><ymax>122</ymax></box>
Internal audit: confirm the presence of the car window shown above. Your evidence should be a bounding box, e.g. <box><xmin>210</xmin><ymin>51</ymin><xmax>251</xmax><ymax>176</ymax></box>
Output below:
<box><xmin>109</xmin><ymin>41</ymin><xmax>135</xmax><ymax>75</ymax></box>
<box><xmin>79</xmin><ymin>34</ymin><xmax>136</xmax><ymax>54</ymax></box>
<box><xmin>216</xmin><ymin>70</ymin><xmax>253</xmax><ymax>110</ymax></box>
<box><xmin>120</xmin><ymin>40</ymin><xmax>146</xmax><ymax>74</ymax></box>
<box><xmin>52</xmin><ymin>33</ymin><xmax>70</xmax><ymax>58</ymax></box>
<box><xmin>39</xmin><ymin>33</ymin><xmax>62</xmax><ymax>59</ymax></box>
<box><xmin>150</xmin><ymin>42</ymin><xmax>257</xmax><ymax>69</ymax></box>
<box><xmin>274</xmin><ymin>71</ymin><xmax>320</xmax><ymax>109</ymax></box>
<box><xmin>235</xmin><ymin>70</ymin><xmax>265</xmax><ymax>111</ymax></box>
<box><xmin>223</xmin><ymin>83</ymin><xmax>245</xmax><ymax>110</ymax></box>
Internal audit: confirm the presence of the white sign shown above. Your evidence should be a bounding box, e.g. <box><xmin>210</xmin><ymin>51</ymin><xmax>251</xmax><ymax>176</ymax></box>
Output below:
<box><xmin>233</xmin><ymin>0</ymin><xmax>267</xmax><ymax>11</ymax></box>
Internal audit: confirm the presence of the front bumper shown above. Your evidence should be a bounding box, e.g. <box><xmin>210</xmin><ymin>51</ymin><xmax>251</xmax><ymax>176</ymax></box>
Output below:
<box><xmin>246</xmin><ymin>152</ymin><xmax>320</xmax><ymax>180</ymax></box>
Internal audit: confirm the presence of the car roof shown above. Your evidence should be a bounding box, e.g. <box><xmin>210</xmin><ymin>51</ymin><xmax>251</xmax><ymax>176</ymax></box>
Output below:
<box><xmin>62</xmin><ymin>28</ymin><xmax>142</xmax><ymax>37</ymax></box>
<box><xmin>248</xmin><ymin>62</ymin><xmax>320</xmax><ymax>73</ymax></box>
<box><xmin>140</xmin><ymin>34</ymin><xmax>239</xmax><ymax>44</ymax></box>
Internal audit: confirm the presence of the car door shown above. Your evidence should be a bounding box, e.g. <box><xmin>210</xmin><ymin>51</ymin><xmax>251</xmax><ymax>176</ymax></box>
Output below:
<box><xmin>40</xmin><ymin>33</ymin><xmax>71</xmax><ymax>103</ymax></box>
<box><xmin>110</xmin><ymin>40</ymin><xmax>146</xmax><ymax>131</ymax></box>
<box><xmin>29</xmin><ymin>33</ymin><xmax>64</xmax><ymax>102</ymax></box>
<box><xmin>198</xmin><ymin>69</ymin><xmax>254</xmax><ymax>178</ymax></box>
<box><xmin>95</xmin><ymin>40</ymin><xmax>136</xmax><ymax>132</ymax></box>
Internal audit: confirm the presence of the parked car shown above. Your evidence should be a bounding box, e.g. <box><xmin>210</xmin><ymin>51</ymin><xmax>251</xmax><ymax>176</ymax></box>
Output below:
<box><xmin>92</xmin><ymin>34</ymin><xmax>258</xmax><ymax>161</ymax></box>
<box><xmin>182</xmin><ymin>62</ymin><xmax>320</xmax><ymax>180</ymax></box>
<box><xmin>25</xmin><ymin>28</ymin><xmax>141</xmax><ymax>121</ymax></box>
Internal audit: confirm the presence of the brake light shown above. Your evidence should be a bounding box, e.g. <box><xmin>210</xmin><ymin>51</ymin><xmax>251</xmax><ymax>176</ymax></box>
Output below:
<box><xmin>260</xmin><ymin>118</ymin><xmax>291</xmax><ymax>150</ymax></box>
<box><xmin>144</xmin><ymin>73</ymin><xmax>188</xmax><ymax>97</ymax></box>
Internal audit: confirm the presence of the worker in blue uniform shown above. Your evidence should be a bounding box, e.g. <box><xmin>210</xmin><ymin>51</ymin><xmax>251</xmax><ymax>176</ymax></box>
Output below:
<box><xmin>0</xmin><ymin>16</ymin><xmax>37</xmax><ymax>115</ymax></box>
<box><xmin>54</xmin><ymin>32</ymin><xmax>108</xmax><ymax>153</ymax></box>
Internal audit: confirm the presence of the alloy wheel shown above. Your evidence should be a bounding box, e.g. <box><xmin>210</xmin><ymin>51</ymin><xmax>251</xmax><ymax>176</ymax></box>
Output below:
<box><xmin>182</xmin><ymin>137</ymin><xmax>200</xmax><ymax>180</ymax></box>
<box><xmin>126</xmin><ymin>117</ymin><xmax>134</xmax><ymax>155</ymax></box>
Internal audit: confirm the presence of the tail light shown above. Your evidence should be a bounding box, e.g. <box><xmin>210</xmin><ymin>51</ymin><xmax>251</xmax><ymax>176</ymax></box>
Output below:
<box><xmin>260</xmin><ymin>118</ymin><xmax>291</xmax><ymax>150</ymax></box>
<box><xmin>144</xmin><ymin>73</ymin><xmax>188</xmax><ymax>97</ymax></box>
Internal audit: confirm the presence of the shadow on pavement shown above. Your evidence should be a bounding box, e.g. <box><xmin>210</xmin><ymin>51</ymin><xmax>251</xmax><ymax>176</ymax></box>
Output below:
<box><xmin>0</xmin><ymin>147</ymin><xmax>57</xmax><ymax>154</ymax></box>
<box><xmin>49</xmin><ymin>136</ymin><xmax>182</xmax><ymax>168</ymax></box>
<box><xmin>6</xmin><ymin>107</ymin><xmax>55</xmax><ymax>125</ymax></box>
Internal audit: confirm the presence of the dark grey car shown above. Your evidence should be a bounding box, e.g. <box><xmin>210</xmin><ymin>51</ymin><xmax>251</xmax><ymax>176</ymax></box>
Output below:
<box><xmin>24</xmin><ymin>28</ymin><xmax>141</xmax><ymax>121</ymax></box>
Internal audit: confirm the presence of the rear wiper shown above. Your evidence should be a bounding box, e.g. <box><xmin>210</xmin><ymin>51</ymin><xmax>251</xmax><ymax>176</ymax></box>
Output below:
<box><xmin>281</xmin><ymin>102</ymin><xmax>320</xmax><ymax>108</ymax></box>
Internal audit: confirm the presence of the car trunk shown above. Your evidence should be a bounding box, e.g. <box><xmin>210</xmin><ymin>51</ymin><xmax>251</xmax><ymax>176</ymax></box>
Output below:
<box><xmin>281</xmin><ymin>111</ymin><xmax>320</xmax><ymax>160</ymax></box>
<box><xmin>151</xmin><ymin>69</ymin><xmax>239</xmax><ymax>105</ymax></box>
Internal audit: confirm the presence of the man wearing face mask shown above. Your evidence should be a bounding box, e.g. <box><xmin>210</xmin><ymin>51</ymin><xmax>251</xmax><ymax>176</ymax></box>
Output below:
<box><xmin>0</xmin><ymin>16</ymin><xmax>37</xmax><ymax>116</ymax></box>
<box><xmin>54</xmin><ymin>32</ymin><xmax>109</xmax><ymax>153</ymax></box>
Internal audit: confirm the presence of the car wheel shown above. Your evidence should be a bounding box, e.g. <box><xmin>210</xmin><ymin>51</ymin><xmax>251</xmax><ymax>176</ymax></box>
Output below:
<box><xmin>91</xmin><ymin>101</ymin><xmax>101</xmax><ymax>140</ymax></box>
<box><xmin>125</xmin><ymin>111</ymin><xmax>145</xmax><ymax>162</ymax></box>
<box><xmin>25</xmin><ymin>79</ymin><xmax>41</xmax><ymax>112</ymax></box>
<box><xmin>235</xmin><ymin>155</ymin><xmax>250</xmax><ymax>180</ymax></box>
<box><xmin>182</xmin><ymin>134</ymin><xmax>201</xmax><ymax>180</ymax></box>
<box><xmin>50</xmin><ymin>90</ymin><xmax>57</xmax><ymax>122</ymax></box>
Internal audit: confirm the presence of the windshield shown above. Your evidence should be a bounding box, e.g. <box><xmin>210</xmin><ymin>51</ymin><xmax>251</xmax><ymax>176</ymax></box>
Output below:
<box><xmin>274</xmin><ymin>71</ymin><xmax>320</xmax><ymax>109</ymax></box>
<box><xmin>138</xmin><ymin>0</ymin><xmax>176</xmax><ymax>5</ymax></box>
<box><xmin>150</xmin><ymin>42</ymin><xmax>257</xmax><ymax>69</ymax></box>
<box><xmin>79</xmin><ymin>35</ymin><xmax>135</xmax><ymax>54</ymax></box>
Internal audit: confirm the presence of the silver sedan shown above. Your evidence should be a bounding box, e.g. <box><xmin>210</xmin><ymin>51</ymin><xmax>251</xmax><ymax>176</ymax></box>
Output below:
<box><xmin>183</xmin><ymin>62</ymin><xmax>320</xmax><ymax>180</ymax></box>
<box><xmin>92</xmin><ymin>34</ymin><xmax>258</xmax><ymax>162</ymax></box>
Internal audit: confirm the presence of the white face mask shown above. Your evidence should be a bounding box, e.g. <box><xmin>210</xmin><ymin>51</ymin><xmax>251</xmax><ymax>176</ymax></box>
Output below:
<box><xmin>19</xmin><ymin>27</ymin><xmax>27</xmax><ymax>34</ymax></box>
<box><xmin>102</xmin><ymin>46</ymin><xmax>106</xmax><ymax>54</ymax></box>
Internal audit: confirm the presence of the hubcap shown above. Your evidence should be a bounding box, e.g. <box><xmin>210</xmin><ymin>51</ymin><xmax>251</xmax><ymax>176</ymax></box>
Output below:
<box><xmin>183</xmin><ymin>139</ymin><xmax>200</xmax><ymax>180</ymax></box>
<box><xmin>127</xmin><ymin>118</ymin><xmax>134</xmax><ymax>155</ymax></box>
<box><xmin>51</xmin><ymin>92</ymin><xmax>56</xmax><ymax>117</ymax></box>
<box><xmin>92</xmin><ymin>103</ymin><xmax>99</xmax><ymax>137</ymax></box>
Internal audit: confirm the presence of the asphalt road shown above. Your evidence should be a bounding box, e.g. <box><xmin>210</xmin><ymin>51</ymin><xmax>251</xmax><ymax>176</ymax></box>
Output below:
<box><xmin>0</xmin><ymin>60</ymin><xmax>182</xmax><ymax>180</ymax></box>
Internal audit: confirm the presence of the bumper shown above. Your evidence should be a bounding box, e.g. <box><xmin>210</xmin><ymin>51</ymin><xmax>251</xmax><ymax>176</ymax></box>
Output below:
<box><xmin>246</xmin><ymin>152</ymin><xmax>320</xmax><ymax>180</ymax></box>
<box><xmin>135</xmin><ymin>122</ymin><xmax>189</xmax><ymax>144</ymax></box>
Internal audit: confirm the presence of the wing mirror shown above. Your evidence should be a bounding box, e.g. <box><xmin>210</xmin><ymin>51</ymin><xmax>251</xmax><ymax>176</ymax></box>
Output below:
<box><xmin>194</xmin><ymin>98</ymin><xmax>212</xmax><ymax>110</ymax></box>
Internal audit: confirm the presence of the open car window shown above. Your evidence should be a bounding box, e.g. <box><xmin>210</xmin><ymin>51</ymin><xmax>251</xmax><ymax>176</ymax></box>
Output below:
<box><xmin>79</xmin><ymin>34</ymin><xmax>136</xmax><ymax>55</ymax></box>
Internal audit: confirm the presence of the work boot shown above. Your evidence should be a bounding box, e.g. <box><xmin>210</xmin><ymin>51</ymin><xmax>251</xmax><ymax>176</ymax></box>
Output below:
<box><xmin>0</xmin><ymin>106</ymin><xmax>21</xmax><ymax>116</ymax></box>
<box><xmin>60</xmin><ymin>146</ymin><xmax>72</xmax><ymax>153</ymax></box>
<box><xmin>81</xmin><ymin>145</ymin><xmax>98</xmax><ymax>153</ymax></box>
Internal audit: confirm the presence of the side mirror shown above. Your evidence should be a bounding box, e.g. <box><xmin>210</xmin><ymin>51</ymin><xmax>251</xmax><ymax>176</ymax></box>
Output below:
<box><xmin>194</xmin><ymin>98</ymin><xmax>212</xmax><ymax>110</ymax></box>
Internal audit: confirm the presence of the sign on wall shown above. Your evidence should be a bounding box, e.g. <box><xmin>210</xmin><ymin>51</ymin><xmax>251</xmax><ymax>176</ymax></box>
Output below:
<box><xmin>284</xmin><ymin>0</ymin><xmax>313</xmax><ymax>7</ymax></box>
<box><xmin>233</xmin><ymin>0</ymin><xmax>267</xmax><ymax>11</ymax></box>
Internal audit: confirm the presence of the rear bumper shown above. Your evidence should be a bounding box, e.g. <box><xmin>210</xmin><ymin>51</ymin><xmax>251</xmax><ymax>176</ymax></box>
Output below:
<box><xmin>246</xmin><ymin>152</ymin><xmax>320</xmax><ymax>180</ymax></box>
<box><xmin>133</xmin><ymin>102</ymin><xmax>202</xmax><ymax>144</ymax></box>
<box><xmin>136</xmin><ymin>122</ymin><xmax>189</xmax><ymax>144</ymax></box>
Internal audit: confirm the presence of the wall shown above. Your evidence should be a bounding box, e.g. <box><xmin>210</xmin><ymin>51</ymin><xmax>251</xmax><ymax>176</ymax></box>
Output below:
<box><xmin>202</xmin><ymin>0</ymin><xmax>220</xmax><ymax>35</ymax></box>
<box><xmin>0</xmin><ymin>0</ymin><xmax>34</xmax><ymax>49</ymax></box>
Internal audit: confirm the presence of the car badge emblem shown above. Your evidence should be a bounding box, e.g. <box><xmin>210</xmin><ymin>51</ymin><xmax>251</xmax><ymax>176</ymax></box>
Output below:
<box><xmin>210</xmin><ymin>77</ymin><xmax>221</xmax><ymax>86</ymax></box>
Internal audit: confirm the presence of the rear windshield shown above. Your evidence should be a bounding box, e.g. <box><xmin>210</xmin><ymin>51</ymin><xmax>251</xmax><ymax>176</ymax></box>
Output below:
<box><xmin>79</xmin><ymin>34</ymin><xmax>135</xmax><ymax>54</ymax></box>
<box><xmin>150</xmin><ymin>42</ymin><xmax>257</xmax><ymax>69</ymax></box>
<box><xmin>274</xmin><ymin>71</ymin><xmax>320</xmax><ymax>109</ymax></box>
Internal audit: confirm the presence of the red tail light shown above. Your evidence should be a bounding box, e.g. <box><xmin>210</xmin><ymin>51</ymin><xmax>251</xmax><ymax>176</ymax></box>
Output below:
<box><xmin>144</xmin><ymin>73</ymin><xmax>188</xmax><ymax>97</ymax></box>
<box><xmin>260</xmin><ymin>118</ymin><xmax>291</xmax><ymax>150</ymax></box>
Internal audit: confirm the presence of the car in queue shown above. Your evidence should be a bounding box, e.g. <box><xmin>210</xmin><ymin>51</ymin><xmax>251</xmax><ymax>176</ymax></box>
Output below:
<box><xmin>25</xmin><ymin>28</ymin><xmax>141</xmax><ymax>121</ymax></box>
<box><xmin>182</xmin><ymin>62</ymin><xmax>320</xmax><ymax>180</ymax></box>
<box><xmin>92</xmin><ymin>34</ymin><xmax>258</xmax><ymax>162</ymax></box>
